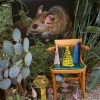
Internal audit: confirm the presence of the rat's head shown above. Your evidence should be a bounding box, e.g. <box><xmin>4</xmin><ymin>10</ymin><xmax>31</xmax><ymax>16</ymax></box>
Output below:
<box><xmin>26</xmin><ymin>5</ymin><xmax>55</xmax><ymax>37</ymax></box>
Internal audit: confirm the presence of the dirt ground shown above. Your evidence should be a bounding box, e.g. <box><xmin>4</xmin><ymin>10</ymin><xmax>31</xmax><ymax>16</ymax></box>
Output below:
<box><xmin>0</xmin><ymin>72</ymin><xmax>100</xmax><ymax>100</ymax></box>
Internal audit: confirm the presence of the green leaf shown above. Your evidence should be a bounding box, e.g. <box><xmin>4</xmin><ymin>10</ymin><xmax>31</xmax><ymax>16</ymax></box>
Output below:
<box><xmin>15</xmin><ymin>43</ymin><xmax>23</xmax><ymax>55</ymax></box>
<box><xmin>23</xmin><ymin>37</ymin><xmax>29</xmax><ymax>53</ymax></box>
<box><xmin>13</xmin><ymin>54</ymin><xmax>21</xmax><ymax>64</ymax></box>
<box><xmin>4</xmin><ymin>69</ymin><xmax>8</xmax><ymax>78</ymax></box>
<box><xmin>86</xmin><ymin>26</ymin><xmax>100</xmax><ymax>33</ymax></box>
<box><xmin>9</xmin><ymin>65</ymin><xmax>20</xmax><ymax>78</ymax></box>
<box><xmin>21</xmin><ymin>67</ymin><xmax>30</xmax><ymax>79</ymax></box>
<box><xmin>86</xmin><ymin>67</ymin><xmax>100</xmax><ymax>90</ymax></box>
<box><xmin>3</xmin><ymin>41</ymin><xmax>15</xmax><ymax>57</ymax></box>
<box><xmin>0</xmin><ymin>60</ymin><xmax>9</xmax><ymax>69</ymax></box>
<box><xmin>15</xmin><ymin>94</ymin><xmax>21</xmax><ymax>100</ymax></box>
<box><xmin>0</xmin><ymin>78</ymin><xmax>11</xmax><ymax>90</ymax></box>
<box><xmin>95</xmin><ymin>11</ymin><xmax>100</xmax><ymax>25</ymax></box>
<box><xmin>11</xmin><ymin>77</ymin><xmax>17</xmax><ymax>85</ymax></box>
<box><xmin>13</xmin><ymin>28</ymin><xmax>21</xmax><ymax>43</ymax></box>
<box><xmin>77</xmin><ymin>0</ymin><xmax>88</xmax><ymax>20</ymax></box>
<box><xmin>73</xmin><ymin>18</ymin><xmax>79</xmax><ymax>38</ymax></box>
<box><xmin>74</xmin><ymin>0</ymin><xmax>80</xmax><ymax>17</ymax></box>
<box><xmin>24</xmin><ymin>52</ymin><xmax>32</xmax><ymax>66</ymax></box>
<box><xmin>0</xmin><ymin>68</ymin><xmax>3</xmax><ymax>80</ymax></box>
<box><xmin>17</xmin><ymin>73</ymin><xmax>22</xmax><ymax>84</ymax></box>
<box><xmin>1</xmin><ymin>4</ymin><xmax>10</xmax><ymax>7</ymax></box>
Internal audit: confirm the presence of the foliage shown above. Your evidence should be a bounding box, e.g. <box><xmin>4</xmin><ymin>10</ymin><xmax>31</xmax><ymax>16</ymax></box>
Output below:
<box><xmin>1</xmin><ymin>0</ymin><xmax>100</xmax><ymax>94</ymax></box>
<box><xmin>73</xmin><ymin>0</ymin><xmax>100</xmax><ymax>69</ymax></box>
<box><xmin>0</xmin><ymin>28</ymin><xmax>32</xmax><ymax>99</ymax></box>
<box><xmin>0</xmin><ymin>0</ymin><xmax>30</xmax><ymax>59</ymax></box>
<box><xmin>73</xmin><ymin>0</ymin><xmax>100</xmax><ymax>90</ymax></box>
<box><xmin>86</xmin><ymin>67</ymin><xmax>100</xmax><ymax>90</ymax></box>
<box><xmin>0</xmin><ymin>0</ymin><xmax>31</xmax><ymax>71</ymax></box>
<box><xmin>0</xmin><ymin>2</ymin><xmax>13</xmax><ymax>43</ymax></box>
<box><xmin>7</xmin><ymin>94</ymin><xmax>21</xmax><ymax>100</ymax></box>
<box><xmin>29</xmin><ymin>40</ymin><xmax>54</xmax><ymax>79</ymax></box>
<box><xmin>13</xmin><ymin>0</ymin><xmax>32</xmax><ymax>33</ymax></box>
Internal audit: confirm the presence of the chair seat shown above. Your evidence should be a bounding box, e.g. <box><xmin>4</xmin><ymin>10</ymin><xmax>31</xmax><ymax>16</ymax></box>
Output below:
<box><xmin>51</xmin><ymin>63</ymin><xmax>85</xmax><ymax>70</ymax></box>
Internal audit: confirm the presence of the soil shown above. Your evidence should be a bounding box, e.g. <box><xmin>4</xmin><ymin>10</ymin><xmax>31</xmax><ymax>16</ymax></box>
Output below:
<box><xmin>0</xmin><ymin>72</ymin><xmax>100</xmax><ymax>100</ymax></box>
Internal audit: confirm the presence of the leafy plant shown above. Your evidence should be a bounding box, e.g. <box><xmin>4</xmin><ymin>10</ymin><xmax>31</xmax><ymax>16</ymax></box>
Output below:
<box><xmin>7</xmin><ymin>94</ymin><xmax>21</xmax><ymax>100</ymax></box>
<box><xmin>0</xmin><ymin>0</ymin><xmax>31</xmax><ymax>58</ymax></box>
<box><xmin>73</xmin><ymin>0</ymin><xmax>100</xmax><ymax>90</ymax></box>
<box><xmin>73</xmin><ymin>0</ymin><xmax>100</xmax><ymax>69</ymax></box>
<box><xmin>0</xmin><ymin>1</ymin><xmax>13</xmax><ymax>43</ymax></box>
<box><xmin>0</xmin><ymin>28</ymin><xmax>32</xmax><ymax>99</ymax></box>
<box><xmin>29</xmin><ymin>40</ymin><xmax>54</xmax><ymax>79</ymax></box>
<box><xmin>86</xmin><ymin>67</ymin><xmax>100</xmax><ymax>90</ymax></box>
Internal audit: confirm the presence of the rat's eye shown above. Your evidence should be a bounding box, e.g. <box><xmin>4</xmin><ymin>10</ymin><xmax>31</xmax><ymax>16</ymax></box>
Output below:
<box><xmin>32</xmin><ymin>24</ymin><xmax>38</xmax><ymax>29</ymax></box>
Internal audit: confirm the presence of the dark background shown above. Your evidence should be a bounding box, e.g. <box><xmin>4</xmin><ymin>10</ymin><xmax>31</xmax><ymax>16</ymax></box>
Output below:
<box><xmin>12</xmin><ymin>0</ymin><xmax>75</xmax><ymax>45</ymax></box>
<box><xmin>12</xmin><ymin>0</ymin><xmax>75</xmax><ymax>22</ymax></box>
<box><xmin>23</xmin><ymin>0</ymin><xmax>75</xmax><ymax>21</ymax></box>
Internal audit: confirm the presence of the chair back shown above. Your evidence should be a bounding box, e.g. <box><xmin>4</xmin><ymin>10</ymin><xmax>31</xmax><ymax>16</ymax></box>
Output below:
<box><xmin>55</xmin><ymin>39</ymin><xmax>82</xmax><ymax>47</ymax></box>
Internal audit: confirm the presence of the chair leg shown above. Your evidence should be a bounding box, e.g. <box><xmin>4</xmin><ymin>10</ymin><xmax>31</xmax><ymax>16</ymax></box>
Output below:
<box><xmin>81</xmin><ymin>73</ymin><xmax>86</xmax><ymax>99</ymax></box>
<box><xmin>78</xmin><ymin>73</ymin><xmax>82</xmax><ymax>87</ymax></box>
<box><xmin>52</xmin><ymin>73</ymin><xmax>57</xmax><ymax>100</ymax></box>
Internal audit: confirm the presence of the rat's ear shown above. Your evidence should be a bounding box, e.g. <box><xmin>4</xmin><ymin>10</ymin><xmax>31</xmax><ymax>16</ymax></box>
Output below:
<box><xmin>44</xmin><ymin>14</ymin><xmax>55</xmax><ymax>24</ymax></box>
<box><xmin>36</xmin><ymin>5</ymin><xmax>43</xmax><ymax>15</ymax></box>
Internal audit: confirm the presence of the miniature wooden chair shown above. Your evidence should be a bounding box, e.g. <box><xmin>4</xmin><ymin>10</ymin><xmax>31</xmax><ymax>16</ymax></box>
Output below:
<box><xmin>47</xmin><ymin>39</ymin><xmax>90</xmax><ymax>100</ymax></box>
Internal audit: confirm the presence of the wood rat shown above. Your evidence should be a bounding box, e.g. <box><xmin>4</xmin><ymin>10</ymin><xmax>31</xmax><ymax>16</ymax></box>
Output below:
<box><xmin>26</xmin><ymin>5</ymin><xmax>73</xmax><ymax>40</ymax></box>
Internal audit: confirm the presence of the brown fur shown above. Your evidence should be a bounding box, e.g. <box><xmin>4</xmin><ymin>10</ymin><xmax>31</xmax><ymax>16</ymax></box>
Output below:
<box><xmin>26</xmin><ymin>5</ymin><xmax>72</xmax><ymax>39</ymax></box>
